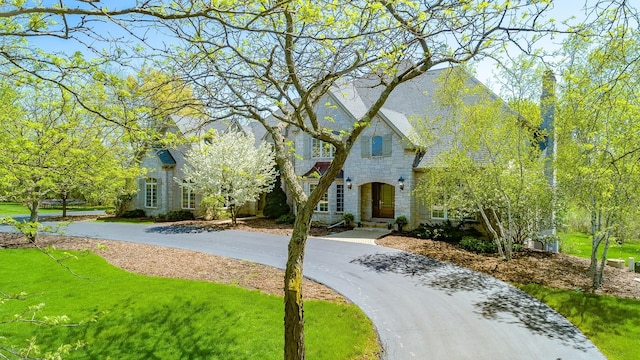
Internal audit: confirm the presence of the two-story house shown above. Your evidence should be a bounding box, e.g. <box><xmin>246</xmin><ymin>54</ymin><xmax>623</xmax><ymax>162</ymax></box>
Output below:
<box><xmin>135</xmin><ymin>67</ymin><xmax>500</xmax><ymax>229</ymax></box>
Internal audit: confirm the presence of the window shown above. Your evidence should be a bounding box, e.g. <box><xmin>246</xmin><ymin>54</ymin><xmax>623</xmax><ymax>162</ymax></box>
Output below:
<box><xmin>336</xmin><ymin>184</ymin><xmax>344</xmax><ymax>213</ymax></box>
<box><xmin>312</xmin><ymin>138</ymin><xmax>334</xmax><ymax>158</ymax></box>
<box><xmin>361</xmin><ymin>134</ymin><xmax>392</xmax><ymax>157</ymax></box>
<box><xmin>181</xmin><ymin>181</ymin><xmax>196</xmax><ymax>209</ymax></box>
<box><xmin>431</xmin><ymin>204</ymin><xmax>446</xmax><ymax>219</ymax></box>
<box><xmin>371</xmin><ymin>135</ymin><xmax>383</xmax><ymax>156</ymax></box>
<box><xmin>145</xmin><ymin>178</ymin><xmax>158</xmax><ymax>208</ymax></box>
<box><xmin>309</xmin><ymin>183</ymin><xmax>329</xmax><ymax>212</ymax></box>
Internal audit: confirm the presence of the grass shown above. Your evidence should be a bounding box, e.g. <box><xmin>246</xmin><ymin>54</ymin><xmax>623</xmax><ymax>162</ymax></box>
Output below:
<box><xmin>559</xmin><ymin>232</ymin><xmax>640</xmax><ymax>266</ymax></box>
<box><xmin>0</xmin><ymin>202</ymin><xmax>59</xmax><ymax>215</ymax></box>
<box><xmin>0</xmin><ymin>249</ymin><xmax>379</xmax><ymax>360</ymax></box>
<box><xmin>520</xmin><ymin>284</ymin><xmax>640</xmax><ymax>360</ymax></box>
<box><xmin>0</xmin><ymin>202</ymin><xmax>112</xmax><ymax>216</ymax></box>
<box><xmin>95</xmin><ymin>217</ymin><xmax>155</xmax><ymax>224</ymax></box>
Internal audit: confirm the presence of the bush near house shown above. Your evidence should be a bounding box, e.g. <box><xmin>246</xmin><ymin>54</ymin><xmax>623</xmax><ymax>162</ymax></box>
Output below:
<box><xmin>395</xmin><ymin>216</ymin><xmax>408</xmax><ymax>231</ymax></box>
<box><xmin>343</xmin><ymin>213</ymin><xmax>355</xmax><ymax>228</ymax></box>
<box><xmin>120</xmin><ymin>209</ymin><xmax>146</xmax><ymax>218</ymax></box>
<box><xmin>263</xmin><ymin>179</ymin><xmax>290</xmax><ymax>219</ymax></box>
<box><xmin>158</xmin><ymin>210</ymin><xmax>196</xmax><ymax>222</ymax></box>
<box><xmin>275</xmin><ymin>214</ymin><xmax>296</xmax><ymax>224</ymax></box>
<box><xmin>411</xmin><ymin>220</ymin><xmax>480</xmax><ymax>243</ymax></box>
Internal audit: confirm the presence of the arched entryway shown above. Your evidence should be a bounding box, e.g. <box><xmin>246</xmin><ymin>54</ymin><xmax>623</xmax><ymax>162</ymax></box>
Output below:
<box><xmin>372</xmin><ymin>182</ymin><xmax>395</xmax><ymax>219</ymax></box>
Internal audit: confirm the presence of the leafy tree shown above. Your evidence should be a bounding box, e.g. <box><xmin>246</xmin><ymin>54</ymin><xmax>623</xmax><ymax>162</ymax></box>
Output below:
<box><xmin>2</xmin><ymin>1</ymin><xmax>634</xmax><ymax>357</ymax></box>
<box><xmin>180</xmin><ymin>131</ymin><xmax>277</xmax><ymax>226</ymax></box>
<box><xmin>556</xmin><ymin>21</ymin><xmax>640</xmax><ymax>289</ymax></box>
<box><xmin>413</xmin><ymin>68</ymin><xmax>552</xmax><ymax>260</ymax></box>
<box><xmin>150</xmin><ymin>1</ymin><xmax>568</xmax><ymax>357</ymax></box>
<box><xmin>0</xmin><ymin>81</ymin><xmax>133</xmax><ymax>228</ymax></box>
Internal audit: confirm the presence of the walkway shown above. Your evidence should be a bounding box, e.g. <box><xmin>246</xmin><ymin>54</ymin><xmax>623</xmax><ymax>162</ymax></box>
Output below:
<box><xmin>315</xmin><ymin>228</ymin><xmax>390</xmax><ymax>245</ymax></box>
<box><xmin>0</xmin><ymin>220</ymin><xmax>605</xmax><ymax>360</ymax></box>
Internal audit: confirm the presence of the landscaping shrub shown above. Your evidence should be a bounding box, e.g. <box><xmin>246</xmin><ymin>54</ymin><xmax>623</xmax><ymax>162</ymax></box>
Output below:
<box><xmin>198</xmin><ymin>196</ymin><xmax>225</xmax><ymax>220</ymax></box>
<box><xmin>459</xmin><ymin>236</ymin><xmax>498</xmax><ymax>254</ymax></box>
<box><xmin>263</xmin><ymin>179</ymin><xmax>290</xmax><ymax>219</ymax></box>
<box><xmin>121</xmin><ymin>209</ymin><xmax>146</xmax><ymax>218</ymax></box>
<box><xmin>343</xmin><ymin>213</ymin><xmax>355</xmax><ymax>228</ymax></box>
<box><xmin>275</xmin><ymin>214</ymin><xmax>296</xmax><ymax>224</ymax></box>
<box><xmin>411</xmin><ymin>220</ymin><xmax>476</xmax><ymax>243</ymax></box>
<box><xmin>164</xmin><ymin>210</ymin><xmax>195</xmax><ymax>222</ymax></box>
<box><xmin>395</xmin><ymin>216</ymin><xmax>408</xmax><ymax>231</ymax></box>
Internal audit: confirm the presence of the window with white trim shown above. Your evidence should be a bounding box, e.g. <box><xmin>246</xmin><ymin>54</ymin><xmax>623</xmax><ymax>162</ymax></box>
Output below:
<box><xmin>181</xmin><ymin>181</ymin><xmax>196</xmax><ymax>209</ymax></box>
<box><xmin>309</xmin><ymin>183</ymin><xmax>329</xmax><ymax>212</ymax></box>
<box><xmin>336</xmin><ymin>184</ymin><xmax>344</xmax><ymax>213</ymax></box>
<box><xmin>431</xmin><ymin>193</ymin><xmax>476</xmax><ymax>221</ymax></box>
<box><xmin>431</xmin><ymin>204</ymin><xmax>446</xmax><ymax>219</ymax></box>
<box><xmin>145</xmin><ymin>178</ymin><xmax>158</xmax><ymax>208</ymax></box>
<box><xmin>312</xmin><ymin>138</ymin><xmax>335</xmax><ymax>158</ymax></box>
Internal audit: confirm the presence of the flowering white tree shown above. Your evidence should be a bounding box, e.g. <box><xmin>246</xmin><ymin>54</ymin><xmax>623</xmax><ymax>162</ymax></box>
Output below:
<box><xmin>180</xmin><ymin>131</ymin><xmax>277</xmax><ymax>225</ymax></box>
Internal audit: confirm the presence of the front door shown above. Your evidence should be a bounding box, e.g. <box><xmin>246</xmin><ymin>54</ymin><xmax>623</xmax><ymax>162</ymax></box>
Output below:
<box><xmin>372</xmin><ymin>182</ymin><xmax>395</xmax><ymax>218</ymax></box>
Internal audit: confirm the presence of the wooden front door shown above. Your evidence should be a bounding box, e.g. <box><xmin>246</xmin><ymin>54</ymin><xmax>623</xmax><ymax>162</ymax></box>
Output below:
<box><xmin>372</xmin><ymin>182</ymin><xmax>395</xmax><ymax>218</ymax></box>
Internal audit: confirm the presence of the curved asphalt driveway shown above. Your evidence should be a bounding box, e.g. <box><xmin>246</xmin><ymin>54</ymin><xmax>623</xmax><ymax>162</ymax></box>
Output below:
<box><xmin>1</xmin><ymin>220</ymin><xmax>604</xmax><ymax>360</ymax></box>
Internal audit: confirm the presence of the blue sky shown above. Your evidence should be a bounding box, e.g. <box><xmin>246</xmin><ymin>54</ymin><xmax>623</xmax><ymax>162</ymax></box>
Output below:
<box><xmin>26</xmin><ymin>1</ymin><xmax>594</xmax><ymax>92</ymax></box>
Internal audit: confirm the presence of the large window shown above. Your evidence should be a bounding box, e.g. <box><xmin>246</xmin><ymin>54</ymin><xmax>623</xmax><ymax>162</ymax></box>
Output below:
<box><xmin>145</xmin><ymin>178</ymin><xmax>158</xmax><ymax>208</ymax></box>
<box><xmin>336</xmin><ymin>184</ymin><xmax>344</xmax><ymax>213</ymax></box>
<box><xmin>309</xmin><ymin>183</ymin><xmax>329</xmax><ymax>212</ymax></box>
<box><xmin>181</xmin><ymin>181</ymin><xmax>195</xmax><ymax>209</ymax></box>
<box><xmin>312</xmin><ymin>138</ymin><xmax>335</xmax><ymax>158</ymax></box>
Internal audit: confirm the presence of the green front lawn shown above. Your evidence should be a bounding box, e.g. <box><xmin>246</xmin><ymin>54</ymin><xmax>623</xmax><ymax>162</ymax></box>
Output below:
<box><xmin>0</xmin><ymin>202</ymin><xmax>112</xmax><ymax>216</ymax></box>
<box><xmin>0</xmin><ymin>249</ymin><xmax>379</xmax><ymax>360</ymax></box>
<box><xmin>520</xmin><ymin>284</ymin><xmax>640</xmax><ymax>360</ymax></box>
<box><xmin>559</xmin><ymin>232</ymin><xmax>640</xmax><ymax>266</ymax></box>
<box><xmin>0</xmin><ymin>202</ymin><xmax>59</xmax><ymax>215</ymax></box>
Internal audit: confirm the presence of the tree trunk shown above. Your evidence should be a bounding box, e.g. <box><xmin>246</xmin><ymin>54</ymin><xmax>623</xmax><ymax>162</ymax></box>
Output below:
<box><xmin>62</xmin><ymin>193</ymin><xmax>68</xmax><ymax>218</ymax></box>
<box><xmin>284</xmin><ymin>207</ymin><xmax>313</xmax><ymax>360</ymax></box>
<box><xmin>595</xmin><ymin>232</ymin><xmax>611</xmax><ymax>289</ymax></box>
<box><xmin>28</xmin><ymin>200</ymin><xmax>39</xmax><ymax>223</ymax></box>
<box><xmin>588</xmin><ymin>198</ymin><xmax>602</xmax><ymax>288</ymax></box>
<box><xmin>230</xmin><ymin>204</ymin><xmax>237</xmax><ymax>226</ymax></box>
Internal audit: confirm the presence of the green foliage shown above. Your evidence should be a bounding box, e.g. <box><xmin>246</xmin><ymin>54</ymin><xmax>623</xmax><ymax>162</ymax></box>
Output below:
<box><xmin>394</xmin><ymin>216</ymin><xmax>408</xmax><ymax>231</ymax></box>
<box><xmin>158</xmin><ymin>210</ymin><xmax>195</xmax><ymax>222</ymax></box>
<box><xmin>459</xmin><ymin>236</ymin><xmax>498</xmax><ymax>254</ymax></box>
<box><xmin>197</xmin><ymin>195</ymin><xmax>224</xmax><ymax>221</ymax></box>
<box><xmin>412</xmin><ymin>68</ymin><xmax>552</xmax><ymax>260</ymax></box>
<box><xmin>0</xmin><ymin>217</ymin><xmax>67</xmax><ymax>243</ymax></box>
<box><xmin>120</xmin><ymin>209</ymin><xmax>146</xmax><ymax>218</ymax></box>
<box><xmin>557</xmin><ymin>23</ymin><xmax>640</xmax><ymax>287</ymax></box>
<box><xmin>342</xmin><ymin>213</ymin><xmax>355</xmax><ymax>228</ymax></box>
<box><xmin>276</xmin><ymin>214</ymin><xmax>296</xmax><ymax>225</ymax></box>
<box><xmin>263</xmin><ymin>179</ymin><xmax>290</xmax><ymax>219</ymax></box>
<box><xmin>0</xmin><ymin>249</ymin><xmax>378</xmax><ymax>360</ymax></box>
<box><xmin>411</xmin><ymin>220</ymin><xmax>476</xmax><ymax>244</ymax></box>
<box><xmin>520</xmin><ymin>284</ymin><xmax>640</xmax><ymax>360</ymax></box>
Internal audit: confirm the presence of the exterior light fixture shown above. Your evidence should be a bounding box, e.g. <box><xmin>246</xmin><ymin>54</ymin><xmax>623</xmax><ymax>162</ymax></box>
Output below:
<box><xmin>346</xmin><ymin>177</ymin><xmax>352</xmax><ymax>190</ymax></box>
<box><xmin>398</xmin><ymin>176</ymin><xmax>405</xmax><ymax>191</ymax></box>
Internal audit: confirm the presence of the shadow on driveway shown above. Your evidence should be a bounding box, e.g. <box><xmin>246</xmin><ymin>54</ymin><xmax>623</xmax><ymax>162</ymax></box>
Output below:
<box><xmin>145</xmin><ymin>225</ymin><xmax>222</xmax><ymax>235</ymax></box>
<box><xmin>351</xmin><ymin>252</ymin><xmax>591</xmax><ymax>351</ymax></box>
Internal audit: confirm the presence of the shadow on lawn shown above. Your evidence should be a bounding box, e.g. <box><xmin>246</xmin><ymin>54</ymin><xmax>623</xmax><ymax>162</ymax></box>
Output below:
<box><xmin>351</xmin><ymin>252</ymin><xmax>594</xmax><ymax>352</ymax></box>
<box><xmin>48</xmin><ymin>298</ymin><xmax>260</xmax><ymax>360</ymax></box>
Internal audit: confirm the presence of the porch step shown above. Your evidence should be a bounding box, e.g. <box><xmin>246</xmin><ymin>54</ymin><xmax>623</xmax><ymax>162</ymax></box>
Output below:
<box><xmin>359</xmin><ymin>220</ymin><xmax>394</xmax><ymax>230</ymax></box>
